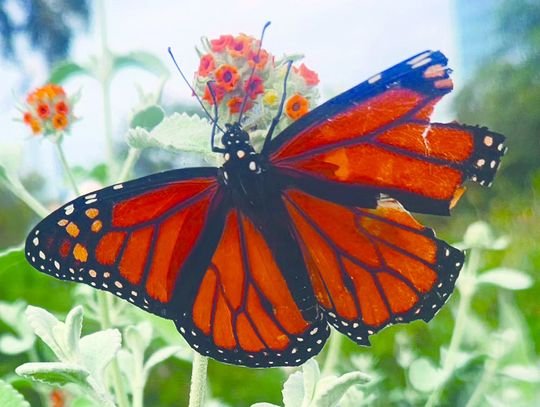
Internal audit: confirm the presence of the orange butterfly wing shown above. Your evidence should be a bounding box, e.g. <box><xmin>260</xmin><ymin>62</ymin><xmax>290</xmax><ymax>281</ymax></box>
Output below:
<box><xmin>174</xmin><ymin>209</ymin><xmax>329</xmax><ymax>367</ymax></box>
<box><xmin>268</xmin><ymin>51</ymin><xmax>506</xmax><ymax>215</ymax></box>
<box><xmin>283</xmin><ymin>189</ymin><xmax>463</xmax><ymax>342</ymax></box>
<box><xmin>25</xmin><ymin>168</ymin><xmax>221</xmax><ymax>317</ymax></box>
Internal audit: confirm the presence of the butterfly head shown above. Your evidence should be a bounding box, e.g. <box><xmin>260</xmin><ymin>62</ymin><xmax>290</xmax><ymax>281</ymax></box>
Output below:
<box><xmin>221</xmin><ymin>123</ymin><xmax>250</xmax><ymax>147</ymax></box>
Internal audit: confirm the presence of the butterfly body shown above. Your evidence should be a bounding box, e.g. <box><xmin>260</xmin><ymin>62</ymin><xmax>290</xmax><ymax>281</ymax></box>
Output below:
<box><xmin>26</xmin><ymin>50</ymin><xmax>506</xmax><ymax>367</ymax></box>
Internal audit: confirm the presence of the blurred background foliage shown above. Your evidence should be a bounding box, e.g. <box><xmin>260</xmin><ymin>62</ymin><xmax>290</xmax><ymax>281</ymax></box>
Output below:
<box><xmin>0</xmin><ymin>0</ymin><xmax>538</xmax><ymax>406</ymax></box>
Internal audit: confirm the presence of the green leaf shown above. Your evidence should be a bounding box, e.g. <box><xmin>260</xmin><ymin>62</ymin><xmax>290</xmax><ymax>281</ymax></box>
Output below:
<box><xmin>463</xmin><ymin>221</ymin><xmax>494</xmax><ymax>249</ymax></box>
<box><xmin>0</xmin><ymin>301</ymin><xmax>35</xmax><ymax>355</ymax></box>
<box><xmin>0</xmin><ymin>379</ymin><xmax>31</xmax><ymax>407</ymax></box>
<box><xmin>408</xmin><ymin>358</ymin><xmax>443</xmax><ymax>392</ymax></box>
<box><xmin>282</xmin><ymin>370</ymin><xmax>305</xmax><ymax>407</ymax></box>
<box><xmin>500</xmin><ymin>365</ymin><xmax>540</xmax><ymax>382</ymax></box>
<box><xmin>130</xmin><ymin>105</ymin><xmax>165</xmax><ymax>131</ymax></box>
<box><xmin>0</xmin><ymin>143</ymin><xmax>23</xmax><ymax>184</ymax></box>
<box><xmin>88</xmin><ymin>164</ymin><xmax>109</xmax><ymax>184</ymax></box>
<box><xmin>49</xmin><ymin>61</ymin><xmax>88</xmax><ymax>83</ymax></box>
<box><xmin>15</xmin><ymin>362</ymin><xmax>89</xmax><ymax>387</ymax></box>
<box><xmin>251</xmin><ymin>404</ymin><xmax>281</xmax><ymax>407</ymax></box>
<box><xmin>311</xmin><ymin>371</ymin><xmax>370</xmax><ymax>407</ymax></box>
<box><xmin>145</xmin><ymin>112</ymin><xmax>221</xmax><ymax>165</ymax></box>
<box><xmin>477</xmin><ymin>268</ymin><xmax>533</xmax><ymax>290</ymax></box>
<box><xmin>113</xmin><ymin>51</ymin><xmax>169</xmax><ymax>77</ymax></box>
<box><xmin>65</xmin><ymin>306</ymin><xmax>84</xmax><ymax>358</ymax></box>
<box><xmin>25</xmin><ymin>306</ymin><xmax>71</xmax><ymax>362</ymax></box>
<box><xmin>143</xmin><ymin>346</ymin><xmax>182</xmax><ymax>374</ymax></box>
<box><xmin>79</xmin><ymin>329</ymin><xmax>122</xmax><ymax>385</ymax></box>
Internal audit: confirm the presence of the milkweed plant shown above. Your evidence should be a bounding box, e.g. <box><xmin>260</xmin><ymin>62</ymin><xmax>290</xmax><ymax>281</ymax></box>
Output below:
<box><xmin>0</xmin><ymin>8</ymin><xmax>538</xmax><ymax>407</ymax></box>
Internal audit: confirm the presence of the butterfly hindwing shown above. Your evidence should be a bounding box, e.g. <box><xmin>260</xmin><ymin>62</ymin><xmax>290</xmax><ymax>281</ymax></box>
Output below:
<box><xmin>283</xmin><ymin>189</ymin><xmax>463</xmax><ymax>343</ymax></box>
<box><xmin>267</xmin><ymin>50</ymin><xmax>506</xmax><ymax>215</ymax></box>
<box><xmin>25</xmin><ymin>168</ymin><xmax>221</xmax><ymax>317</ymax></box>
<box><xmin>173</xmin><ymin>204</ymin><xmax>329</xmax><ymax>367</ymax></box>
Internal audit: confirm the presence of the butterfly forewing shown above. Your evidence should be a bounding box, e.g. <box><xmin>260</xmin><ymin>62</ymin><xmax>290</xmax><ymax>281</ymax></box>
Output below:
<box><xmin>25</xmin><ymin>168</ymin><xmax>221</xmax><ymax>317</ymax></box>
<box><xmin>268</xmin><ymin>50</ymin><xmax>506</xmax><ymax>215</ymax></box>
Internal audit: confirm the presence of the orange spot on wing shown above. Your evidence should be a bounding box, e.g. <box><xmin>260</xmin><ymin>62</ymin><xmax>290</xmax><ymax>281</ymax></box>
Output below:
<box><xmin>451</xmin><ymin>186</ymin><xmax>466</xmax><ymax>209</ymax></box>
<box><xmin>343</xmin><ymin>259</ymin><xmax>389</xmax><ymax>326</ymax></box>
<box><xmin>85</xmin><ymin>208</ymin><xmax>99</xmax><ymax>219</ymax></box>
<box><xmin>146</xmin><ymin>197</ymin><xmax>211</xmax><ymax>303</ymax></box>
<box><xmin>193</xmin><ymin>269</ymin><xmax>217</xmax><ymax>335</ymax></box>
<box><xmin>112</xmin><ymin>179</ymin><xmax>214</xmax><ymax>227</ymax></box>
<box><xmin>213</xmin><ymin>292</ymin><xmax>236</xmax><ymax>349</ymax></box>
<box><xmin>273</xmin><ymin>89</ymin><xmax>425</xmax><ymax>161</ymax></box>
<box><xmin>73</xmin><ymin>243</ymin><xmax>88</xmax><ymax>263</ymax></box>
<box><xmin>378</xmin><ymin>272</ymin><xmax>418</xmax><ymax>313</ymax></box>
<box><xmin>236</xmin><ymin>313</ymin><xmax>265</xmax><ymax>352</ymax></box>
<box><xmin>96</xmin><ymin>232</ymin><xmax>126</xmax><ymax>265</ymax></box>
<box><xmin>66</xmin><ymin>222</ymin><xmax>80</xmax><ymax>237</ymax></box>
<box><xmin>246</xmin><ymin>286</ymin><xmax>289</xmax><ymax>350</ymax></box>
<box><xmin>241</xmin><ymin>215</ymin><xmax>308</xmax><ymax>335</ymax></box>
<box><xmin>119</xmin><ymin>226</ymin><xmax>154</xmax><ymax>284</ymax></box>
<box><xmin>91</xmin><ymin>220</ymin><xmax>102</xmax><ymax>232</ymax></box>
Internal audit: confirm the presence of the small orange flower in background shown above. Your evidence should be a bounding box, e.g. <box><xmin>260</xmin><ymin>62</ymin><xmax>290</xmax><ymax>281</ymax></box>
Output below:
<box><xmin>286</xmin><ymin>94</ymin><xmax>309</xmax><ymax>120</ymax></box>
<box><xmin>203</xmin><ymin>84</ymin><xmax>226</xmax><ymax>105</ymax></box>
<box><xmin>215</xmin><ymin>64</ymin><xmax>240</xmax><ymax>91</ymax></box>
<box><xmin>210</xmin><ymin>34</ymin><xmax>233</xmax><ymax>53</ymax></box>
<box><xmin>228</xmin><ymin>34</ymin><xmax>253</xmax><ymax>57</ymax></box>
<box><xmin>228</xmin><ymin>97</ymin><xmax>253</xmax><ymax>113</ymax></box>
<box><xmin>244</xmin><ymin>76</ymin><xmax>265</xmax><ymax>99</ymax></box>
<box><xmin>248</xmin><ymin>49</ymin><xmax>269</xmax><ymax>70</ymax></box>
<box><xmin>298</xmin><ymin>63</ymin><xmax>319</xmax><ymax>86</ymax></box>
<box><xmin>198</xmin><ymin>54</ymin><xmax>215</xmax><ymax>77</ymax></box>
<box><xmin>20</xmin><ymin>83</ymin><xmax>75</xmax><ymax>137</ymax></box>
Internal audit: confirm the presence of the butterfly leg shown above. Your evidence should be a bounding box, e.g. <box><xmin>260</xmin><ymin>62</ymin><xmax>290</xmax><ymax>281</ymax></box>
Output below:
<box><xmin>262</xmin><ymin>60</ymin><xmax>294</xmax><ymax>153</ymax></box>
<box><xmin>207</xmin><ymin>81</ymin><xmax>226</xmax><ymax>153</ymax></box>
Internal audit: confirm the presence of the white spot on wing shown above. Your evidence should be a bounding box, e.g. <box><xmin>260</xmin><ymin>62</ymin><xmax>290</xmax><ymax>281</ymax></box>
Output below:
<box><xmin>368</xmin><ymin>74</ymin><xmax>381</xmax><ymax>84</ymax></box>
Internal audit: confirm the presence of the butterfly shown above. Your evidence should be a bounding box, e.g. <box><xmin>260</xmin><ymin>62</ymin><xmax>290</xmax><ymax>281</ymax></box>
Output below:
<box><xmin>25</xmin><ymin>49</ymin><xmax>505</xmax><ymax>368</ymax></box>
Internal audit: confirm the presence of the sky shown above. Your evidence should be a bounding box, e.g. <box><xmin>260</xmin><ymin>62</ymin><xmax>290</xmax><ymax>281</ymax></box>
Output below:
<box><xmin>0</xmin><ymin>0</ymin><xmax>460</xmax><ymax>183</ymax></box>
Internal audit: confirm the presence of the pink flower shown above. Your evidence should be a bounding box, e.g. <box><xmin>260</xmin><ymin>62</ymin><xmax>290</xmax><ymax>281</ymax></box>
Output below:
<box><xmin>244</xmin><ymin>75</ymin><xmax>265</xmax><ymax>99</ymax></box>
<box><xmin>298</xmin><ymin>63</ymin><xmax>319</xmax><ymax>86</ymax></box>
<box><xmin>198</xmin><ymin>54</ymin><xmax>215</xmax><ymax>77</ymax></box>
<box><xmin>210</xmin><ymin>35</ymin><xmax>233</xmax><ymax>53</ymax></box>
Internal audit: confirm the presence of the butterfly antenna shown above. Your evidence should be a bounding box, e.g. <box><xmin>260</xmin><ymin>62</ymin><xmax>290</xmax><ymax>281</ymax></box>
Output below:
<box><xmin>168</xmin><ymin>47</ymin><xmax>223</xmax><ymax>131</ymax></box>
<box><xmin>207</xmin><ymin>81</ymin><xmax>226</xmax><ymax>152</ymax></box>
<box><xmin>237</xmin><ymin>21</ymin><xmax>271</xmax><ymax>123</ymax></box>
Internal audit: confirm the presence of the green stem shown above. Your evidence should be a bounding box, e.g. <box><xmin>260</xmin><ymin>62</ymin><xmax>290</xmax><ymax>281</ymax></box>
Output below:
<box><xmin>465</xmin><ymin>358</ymin><xmax>497</xmax><ymax>407</ymax></box>
<box><xmin>97</xmin><ymin>0</ymin><xmax>116</xmax><ymax>179</ymax></box>
<box><xmin>425</xmin><ymin>249</ymin><xmax>479</xmax><ymax>407</ymax></box>
<box><xmin>117</xmin><ymin>148</ymin><xmax>141</xmax><ymax>182</ymax></box>
<box><xmin>322</xmin><ymin>328</ymin><xmax>343</xmax><ymax>376</ymax></box>
<box><xmin>3</xmin><ymin>179</ymin><xmax>49</xmax><ymax>218</ymax></box>
<box><xmin>188</xmin><ymin>353</ymin><xmax>208</xmax><ymax>407</ymax></box>
<box><xmin>98</xmin><ymin>292</ymin><xmax>130</xmax><ymax>407</ymax></box>
<box><xmin>54</xmin><ymin>141</ymin><xmax>80</xmax><ymax>195</ymax></box>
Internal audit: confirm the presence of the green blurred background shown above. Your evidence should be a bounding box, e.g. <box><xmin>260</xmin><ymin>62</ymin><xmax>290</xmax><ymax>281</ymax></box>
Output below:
<box><xmin>0</xmin><ymin>0</ymin><xmax>538</xmax><ymax>406</ymax></box>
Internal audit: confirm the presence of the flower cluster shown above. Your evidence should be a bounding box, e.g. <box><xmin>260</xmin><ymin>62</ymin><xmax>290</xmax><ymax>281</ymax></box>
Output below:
<box><xmin>21</xmin><ymin>84</ymin><xmax>75</xmax><ymax>136</ymax></box>
<box><xmin>194</xmin><ymin>33</ymin><xmax>320</xmax><ymax>133</ymax></box>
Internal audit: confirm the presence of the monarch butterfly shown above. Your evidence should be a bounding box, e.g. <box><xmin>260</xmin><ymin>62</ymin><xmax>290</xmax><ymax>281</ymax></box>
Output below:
<box><xmin>25</xmin><ymin>45</ymin><xmax>505</xmax><ymax>368</ymax></box>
